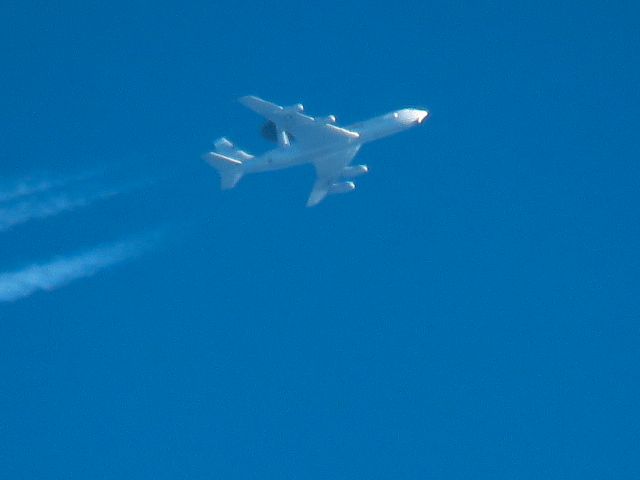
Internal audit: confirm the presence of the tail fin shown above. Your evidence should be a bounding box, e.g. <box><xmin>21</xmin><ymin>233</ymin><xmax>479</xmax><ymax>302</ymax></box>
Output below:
<box><xmin>204</xmin><ymin>137</ymin><xmax>253</xmax><ymax>190</ymax></box>
<box><xmin>204</xmin><ymin>152</ymin><xmax>244</xmax><ymax>189</ymax></box>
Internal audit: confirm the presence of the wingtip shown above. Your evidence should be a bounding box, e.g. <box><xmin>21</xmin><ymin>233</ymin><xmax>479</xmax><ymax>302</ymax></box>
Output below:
<box><xmin>306</xmin><ymin>188</ymin><xmax>328</xmax><ymax>207</ymax></box>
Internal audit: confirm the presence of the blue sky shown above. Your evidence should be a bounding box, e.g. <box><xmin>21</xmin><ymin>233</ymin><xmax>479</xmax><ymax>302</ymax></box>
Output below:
<box><xmin>1</xmin><ymin>1</ymin><xmax>639</xmax><ymax>478</ymax></box>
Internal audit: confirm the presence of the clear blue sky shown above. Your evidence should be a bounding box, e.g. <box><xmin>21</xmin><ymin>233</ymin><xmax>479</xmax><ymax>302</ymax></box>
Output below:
<box><xmin>1</xmin><ymin>1</ymin><xmax>639</xmax><ymax>478</ymax></box>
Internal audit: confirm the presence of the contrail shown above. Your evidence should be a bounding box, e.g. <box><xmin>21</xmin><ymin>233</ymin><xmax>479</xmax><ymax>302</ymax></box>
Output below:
<box><xmin>0</xmin><ymin>187</ymin><xmax>120</xmax><ymax>232</ymax></box>
<box><xmin>0</xmin><ymin>170</ymin><xmax>100</xmax><ymax>204</ymax></box>
<box><xmin>0</xmin><ymin>232</ymin><xmax>162</xmax><ymax>303</ymax></box>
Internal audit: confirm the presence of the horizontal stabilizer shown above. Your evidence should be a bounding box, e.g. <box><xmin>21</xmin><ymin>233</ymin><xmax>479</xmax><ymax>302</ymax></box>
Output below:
<box><xmin>204</xmin><ymin>152</ymin><xmax>241</xmax><ymax>166</ymax></box>
<box><xmin>213</xmin><ymin>137</ymin><xmax>253</xmax><ymax>161</ymax></box>
<box><xmin>214</xmin><ymin>137</ymin><xmax>234</xmax><ymax>151</ymax></box>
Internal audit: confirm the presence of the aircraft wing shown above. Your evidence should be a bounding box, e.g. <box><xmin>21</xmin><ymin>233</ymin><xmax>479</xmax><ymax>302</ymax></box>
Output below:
<box><xmin>307</xmin><ymin>146</ymin><xmax>361</xmax><ymax>207</ymax></box>
<box><xmin>239</xmin><ymin>96</ymin><xmax>359</xmax><ymax>146</ymax></box>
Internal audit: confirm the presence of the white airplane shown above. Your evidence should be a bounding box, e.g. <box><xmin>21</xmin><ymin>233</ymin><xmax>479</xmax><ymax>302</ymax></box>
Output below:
<box><xmin>204</xmin><ymin>96</ymin><xmax>429</xmax><ymax>206</ymax></box>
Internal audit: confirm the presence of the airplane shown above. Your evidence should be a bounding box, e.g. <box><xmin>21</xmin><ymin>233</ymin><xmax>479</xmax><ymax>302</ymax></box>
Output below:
<box><xmin>204</xmin><ymin>96</ymin><xmax>429</xmax><ymax>207</ymax></box>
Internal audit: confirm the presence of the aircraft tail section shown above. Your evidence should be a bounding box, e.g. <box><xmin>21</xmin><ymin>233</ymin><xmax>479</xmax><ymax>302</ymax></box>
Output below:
<box><xmin>204</xmin><ymin>137</ymin><xmax>253</xmax><ymax>190</ymax></box>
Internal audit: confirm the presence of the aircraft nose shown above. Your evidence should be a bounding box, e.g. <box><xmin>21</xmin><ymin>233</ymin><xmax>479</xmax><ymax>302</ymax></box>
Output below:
<box><xmin>415</xmin><ymin>109</ymin><xmax>429</xmax><ymax>124</ymax></box>
<box><xmin>396</xmin><ymin>108</ymin><xmax>429</xmax><ymax>126</ymax></box>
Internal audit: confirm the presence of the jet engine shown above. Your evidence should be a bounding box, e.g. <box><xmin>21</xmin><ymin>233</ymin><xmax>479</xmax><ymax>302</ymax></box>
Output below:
<box><xmin>317</xmin><ymin>114</ymin><xmax>337</xmax><ymax>124</ymax></box>
<box><xmin>328</xmin><ymin>181</ymin><xmax>356</xmax><ymax>195</ymax></box>
<box><xmin>342</xmin><ymin>165</ymin><xmax>368</xmax><ymax>178</ymax></box>
<box><xmin>288</xmin><ymin>103</ymin><xmax>304</xmax><ymax>113</ymax></box>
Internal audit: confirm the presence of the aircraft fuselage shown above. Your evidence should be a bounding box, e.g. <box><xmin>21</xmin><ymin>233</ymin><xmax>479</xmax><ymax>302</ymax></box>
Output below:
<box><xmin>243</xmin><ymin>108</ymin><xmax>429</xmax><ymax>174</ymax></box>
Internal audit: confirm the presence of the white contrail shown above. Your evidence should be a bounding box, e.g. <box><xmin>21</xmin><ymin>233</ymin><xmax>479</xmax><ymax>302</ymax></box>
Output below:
<box><xmin>0</xmin><ymin>188</ymin><xmax>120</xmax><ymax>232</ymax></box>
<box><xmin>0</xmin><ymin>233</ymin><xmax>161</xmax><ymax>303</ymax></box>
<box><xmin>0</xmin><ymin>170</ymin><xmax>100</xmax><ymax>204</ymax></box>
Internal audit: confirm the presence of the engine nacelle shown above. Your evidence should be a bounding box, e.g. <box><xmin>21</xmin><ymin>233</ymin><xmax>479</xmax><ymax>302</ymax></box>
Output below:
<box><xmin>317</xmin><ymin>114</ymin><xmax>336</xmax><ymax>124</ymax></box>
<box><xmin>328</xmin><ymin>181</ymin><xmax>356</xmax><ymax>195</ymax></box>
<box><xmin>342</xmin><ymin>164</ymin><xmax>368</xmax><ymax>178</ymax></box>
<box><xmin>288</xmin><ymin>103</ymin><xmax>304</xmax><ymax>113</ymax></box>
